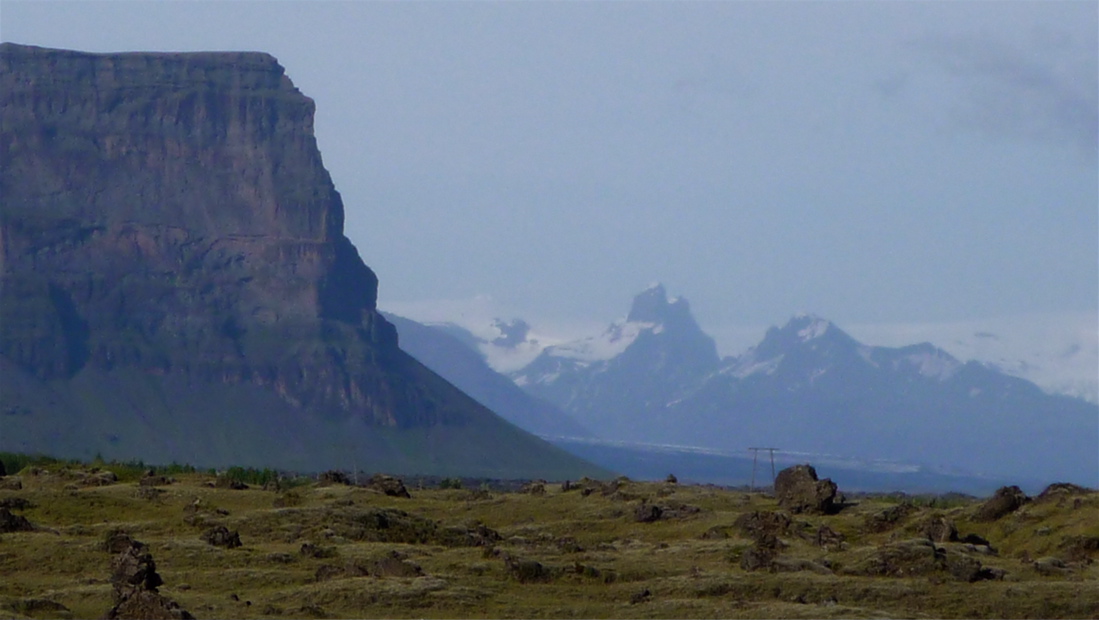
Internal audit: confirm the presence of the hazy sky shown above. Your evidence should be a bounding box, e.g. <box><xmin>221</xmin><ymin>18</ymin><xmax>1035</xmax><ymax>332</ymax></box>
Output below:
<box><xmin>3</xmin><ymin>1</ymin><xmax>1096</xmax><ymax>352</ymax></box>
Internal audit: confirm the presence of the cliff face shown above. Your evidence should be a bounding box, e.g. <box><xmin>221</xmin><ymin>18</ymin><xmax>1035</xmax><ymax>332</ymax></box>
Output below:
<box><xmin>0</xmin><ymin>44</ymin><xmax>604</xmax><ymax>477</ymax></box>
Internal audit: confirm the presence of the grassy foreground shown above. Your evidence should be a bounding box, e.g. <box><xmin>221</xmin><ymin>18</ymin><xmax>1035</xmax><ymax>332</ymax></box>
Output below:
<box><xmin>0</xmin><ymin>462</ymin><xmax>1097</xmax><ymax>619</ymax></box>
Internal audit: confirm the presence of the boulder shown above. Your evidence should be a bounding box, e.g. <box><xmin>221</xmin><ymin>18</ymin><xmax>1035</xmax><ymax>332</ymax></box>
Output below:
<box><xmin>917</xmin><ymin>515</ymin><xmax>959</xmax><ymax>543</ymax></box>
<box><xmin>200</xmin><ymin>525</ymin><xmax>242</xmax><ymax>548</ymax></box>
<box><xmin>973</xmin><ymin>486</ymin><xmax>1030</xmax><ymax>522</ymax></box>
<box><xmin>319</xmin><ymin>470</ymin><xmax>350</xmax><ymax>486</ymax></box>
<box><xmin>520</xmin><ymin>480</ymin><xmax>546</xmax><ymax>496</ymax></box>
<box><xmin>110</xmin><ymin>541</ymin><xmax>164</xmax><ymax>600</ymax></box>
<box><xmin>370</xmin><ymin>551</ymin><xmax>424</xmax><ymax>578</ymax></box>
<box><xmin>0</xmin><ymin>507</ymin><xmax>34</xmax><ymax>533</ymax></box>
<box><xmin>734</xmin><ymin>510</ymin><xmax>791</xmax><ymax>539</ymax></box>
<box><xmin>0</xmin><ymin>497</ymin><xmax>33</xmax><ymax>511</ymax></box>
<box><xmin>505</xmin><ymin>557</ymin><xmax>554</xmax><ymax>583</ymax></box>
<box><xmin>0</xmin><ymin>476</ymin><xmax>23</xmax><ymax>490</ymax></box>
<box><xmin>103</xmin><ymin>590</ymin><xmax>194</xmax><ymax>620</ymax></box>
<box><xmin>1059</xmin><ymin>535</ymin><xmax>1099</xmax><ymax>563</ymax></box>
<box><xmin>102</xmin><ymin>529</ymin><xmax>137</xmax><ymax>554</ymax></box>
<box><xmin>815</xmin><ymin>525</ymin><xmax>846</xmax><ymax>551</ymax></box>
<box><xmin>864</xmin><ymin>503</ymin><xmax>917</xmax><ymax>533</ymax></box>
<box><xmin>634</xmin><ymin>503</ymin><xmax>663</xmax><ymax>523</ymax></box>
<box><xmin>1036</xmin><ymin>482</ymin><xmax>1093</xmax><ymax>504</ymax></box>
<box><xmin>739</xmin><ymin>532</ymin><xmax>784</xmax><ymax>572</ymax></box>
<box><xmin>773</xmin><ymin>464</ymin><xmax>838</xmax><ymax>514</ymax></box>
<box><xmin>369</xmin><ymin>474</ymin><xmax>411</xmax><ymax>498</ymax></box>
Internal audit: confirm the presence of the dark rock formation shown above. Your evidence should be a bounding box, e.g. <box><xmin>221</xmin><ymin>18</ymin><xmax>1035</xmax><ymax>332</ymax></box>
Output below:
<box><xmin>505</xmin><ymin>557</ymin><xmax>554</xmax><ymax>583</ymax></box>
<box><xmin>974</xmin><ymin>486</ymin><xmax>1030</xmax><ymax>522</ymax></box>
<box><xmin>201</xmin><ymin>525</ymin><xmax>242</xmax><ymax>548</ymax></box>
<box><xmin>0</xmin><ymin>43</ymin><xmax>603</xmax><ymax>480</ymax></box>
<box><xmin>841</xmin><ymin>538</ymin><xmax>997</xmax><ymax>582</ymax></box>
<box><xmin>865</xmin><ymin>503</ymin><xmax>918</xmax><ymax>533</ymax></box>
<box><xmin>917</xmin><ymin>515</ymin><xmax>959</xmax><ymax>543</ymax></box>
<box><xmin>773</xmin><ymin>464</ymin><xmax>838</xmax><ymax>514</ymax></box>
<box><xmin>734</xmin><ymin>510</ymin><xmax>792</xmax><ymax>539</ymax></box>
<box><xmin>368</xmin><ymin>473</ymin><xmax>411</xmax><ymax>498</ymax></box>
<box><xmin>370</xmin><ymin>551</ymin><xmax>423</xmax><ymax>578</ymax></box>
<box><xmin>110</xmin><ymin>541</ymin><xmax>163</xmax><ymax>597</ymax></box>
<box><xmin>0</xmin><ymin>507</ymin><xmax>34</xmax><ymax>532</ymax></box>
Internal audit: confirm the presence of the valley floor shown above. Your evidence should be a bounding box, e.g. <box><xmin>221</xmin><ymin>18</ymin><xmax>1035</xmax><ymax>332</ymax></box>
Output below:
<box><xmin>0</xmin><ymin>466</ymin><xmax>1097</xmax><ymax>619</ymax></box>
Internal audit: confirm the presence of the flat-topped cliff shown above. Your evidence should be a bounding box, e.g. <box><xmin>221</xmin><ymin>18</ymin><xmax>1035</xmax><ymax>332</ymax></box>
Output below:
<box><xmin>0</xmin><ymin>43</ymin><xmax>603</xmax><ymax>478</ymax></box>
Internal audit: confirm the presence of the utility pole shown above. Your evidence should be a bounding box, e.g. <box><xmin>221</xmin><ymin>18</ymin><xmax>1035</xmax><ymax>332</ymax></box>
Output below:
<box><xmin>748</xmin><ymin>447</ymin><xmax>779</xmax><ymax>491</ymax></box>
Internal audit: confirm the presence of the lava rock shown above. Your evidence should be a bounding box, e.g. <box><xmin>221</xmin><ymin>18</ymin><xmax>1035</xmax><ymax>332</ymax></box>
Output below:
<box><xmin>773</xmin><ymin>464</ymin><xmax>838</xmax><ymax>515</ymax></box>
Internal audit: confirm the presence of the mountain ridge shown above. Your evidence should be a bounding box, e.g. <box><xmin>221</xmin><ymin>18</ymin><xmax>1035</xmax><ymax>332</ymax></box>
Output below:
<box><xmin>432</xmin><ymin>285</ymin><xmax>1097</xmax><ymax>486</ymax></box>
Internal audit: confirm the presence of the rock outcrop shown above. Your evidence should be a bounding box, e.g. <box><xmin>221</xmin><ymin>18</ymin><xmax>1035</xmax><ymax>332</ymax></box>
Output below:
<box><xmin>773</xmin><ymin>464</ymin><xmax>838</xmax><ymax>514</ymax></box>
<box><xmin>0</xmin><ymin>43</ymin><xmax>603</xmax><ymax>480</ymax></box>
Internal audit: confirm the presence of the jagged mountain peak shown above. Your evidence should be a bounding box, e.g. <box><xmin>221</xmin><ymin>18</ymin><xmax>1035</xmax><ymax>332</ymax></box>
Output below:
<box><xmin>627</xmin><ymin>282</ymin><xmax>691</xmax><ymax>325</ymax></box>
<box><xmin>752</xmin><ymin>313</ymin><xmax>859</xmax><ymax>357</ymax></box>
<box><xmin>490</xmin><ymin>318</ymin><xmax>532</xmax><ymax>348</ymax></box>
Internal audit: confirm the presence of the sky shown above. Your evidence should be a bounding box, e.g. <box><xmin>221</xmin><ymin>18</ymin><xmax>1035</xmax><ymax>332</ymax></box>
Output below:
<box><xmin>3</xmin><ymin>1</ymin><xmax>1096</xmax><ymax>364</ymax></box>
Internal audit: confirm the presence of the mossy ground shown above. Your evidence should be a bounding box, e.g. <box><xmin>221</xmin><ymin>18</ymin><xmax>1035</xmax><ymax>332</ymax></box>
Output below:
<box><xmin>1</xmin><ymin>466</ymin><xmax>1097</xmax><ymax>619</ymax></box>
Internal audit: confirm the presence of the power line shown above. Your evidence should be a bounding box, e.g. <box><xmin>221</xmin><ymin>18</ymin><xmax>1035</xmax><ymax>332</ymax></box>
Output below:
<box><xmin>748</xmin><ymin>447</ymin><xmax>779</xmax><ymax>491</ymax></box>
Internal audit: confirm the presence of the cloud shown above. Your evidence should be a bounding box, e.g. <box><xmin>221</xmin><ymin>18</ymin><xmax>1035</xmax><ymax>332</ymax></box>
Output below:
<box><xmin>904</xmin><ymin>27</ymin><xmax>1097</xmax><ymax>161</ymax></box>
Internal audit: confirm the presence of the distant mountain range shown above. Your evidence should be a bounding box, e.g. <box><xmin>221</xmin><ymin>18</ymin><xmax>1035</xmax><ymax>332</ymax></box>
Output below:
<box><xmin>397</xmin><ymin>284</ymin><xmax>1098</xmax><ymax>487</ymax></box>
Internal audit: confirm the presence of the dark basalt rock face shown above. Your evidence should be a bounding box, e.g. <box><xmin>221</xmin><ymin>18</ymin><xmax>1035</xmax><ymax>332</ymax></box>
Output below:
<box><xmin>0</xmin><ymin>43</ymin><xmax>603</xmax><ymax>478</ymax></box>
<box><xmin>0</xmin><ymin>43</ymin><xmax>393</xmax><ymax>417</ymax></box>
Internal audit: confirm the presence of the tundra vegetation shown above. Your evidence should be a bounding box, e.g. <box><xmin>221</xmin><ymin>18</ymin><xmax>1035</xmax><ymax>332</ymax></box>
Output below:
<box><xmin>0</xmin><ymin>454</ymin><xmax>1097</xmax><ymax>619</ymax></box>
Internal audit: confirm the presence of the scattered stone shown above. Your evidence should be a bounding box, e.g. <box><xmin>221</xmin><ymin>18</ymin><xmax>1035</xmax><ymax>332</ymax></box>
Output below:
<box><xmin>0</xmin><ymin>476</ymin><xmax>23</xmax><ymax>490</ymax></box>
<box><xmin>739</xmin><ymin>532</ymin><xmax>785</xmax><ymax>572</ymax></box>
<box><xmin>300</xmin><ymin>542</ymin><xmax>338</xmax><ymax>559</ymax></box>
<box><xmin>505</xmin><ymin>557</ymin><xmax>554</xmax><ymax>583</ymax></box>
<box><xmin>315</xmin><ymin>563</ymin><xmax>365</xmax><ymax>582</ymax></box>
<box><xmin>135</xmin><ymin>486</ymin><xmax>163</xmax><ymax>501</ymax></box>
<box><xmin>841</xmin><ymin>538</ymin><xmax>999</xmax><ymax>582</ymax></box>
<box><xmin>917</xmin><ymin>515</ymin><xmax>959</xmax><ymax>543</ymax></box>
<box><xmin>735</xmin><ymin>510</ymin><xmax>792</xmax><ymax>539</ymax></box>
<box><xmin>369</xmin><ymin>474</ymin><xmax>411</xmax><ymax>498</ymax></box>
<box><xmin>629</xmin><ymin>588</ymin><xmax>652</xmax><ymax>605</ymax></box>
<box><xmin>273</xmin><ymin>491</ymin><xmax>302</xmax><ymax>508</ymax></box>
<box><xmin>635</xmin><ymin>502</ymin><xmax>663</xmax><ymax>523</ymax></box>
<box><xmin>4</xmin><ymin>598</ymin><xmax>72</xmax><ymax>619</ymax></box>
<box><xmin>110</xmin><ymin>541</ymin><xmax>164</xmax><ymax>599</ymax></box>
<box><xmin>773</xmin><ymin>464</ymin><xmax>838</xmax><ymax>515</ymax></box>
<box><xmin>318</xmin><ymin>470</ymin><xmax>350</xmax><ymax>485</ymax></box>
<box><xmin>815</xmin><ymin>525</ymin><xmax>846</xmax><ymax>551</ymax></box>
<box><xmin>370</xmin><ymin>551</ymin><xmax>423</xmax><ymax>578</ymax></box>
<box><xmin>1058</xmin><ymin>535</ymin><xmax>1099</xmax><ymax>563</ymax></box>
<box><xmin>1034</xmin><ymin>556</ymin><xmax>1070</xmax><ymax>576</ymax></box>
<box><xmin>0</xmin><ymin>507</ymin><xmax>34</xmax><ymax>532</ymax></box>
<box><xmin>102</xmin><ymin>529</ymin><xmax>136</xmax><ymax>554</ymax></box>
<box><xmin>1036</xmin><ymin>482</ymin><xmax>1093</xmax><ymax>503</ymax></box>
<box><xmin>139</xmin><ymin>475</ymin><xmax>174</xmax><ymax>487</ymax></box>
<box><xmin>214</xmin><ymin>475</ymin><xmax>248</xmax><ymax>490</ymax></box>
<box><xmin>103</xmin><ymin>590</ymin><xmax>194</xmax><ymax>620</ymax></box>
<box><xmin>520</xmin><ymin>480</ymin><xmax>546</xmax><ymax>496</ymax></box>
<box><xmin>265</xmin><ymin>552</ymin><xmax>296</xmax><ymax>564</ymax></box>
<box><xmin>973</xmin><ymin>486</ymin><xmax>1030</xmax><ymax>522</ymax></box>
<box><xmin>960</xmin><ymin>533</ymin><xmax>991</xmax><ymax>546</ymax></box>
<box><xmin>666</xmin><ymin>473</ymin><xmax>678</xmax><ymax>484</ymax></box>
<box><xmin>201</xmin><ymin>525</ymin><xmax>242</xmax><ymax>548</ymax></box>
<box><xmin>0</xmin><ymin>497</ymin><xmax>33</xmax><ymax>511</ymax></box>
<box><xmin>81</xmin><ymin>471</ymin><xmax>118</xmax><ymax>487</ymax></box>
<box><xmin>865</xmin><ymin>503</ymin><xmax>918</xmax><ymax>533</ymax></box>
